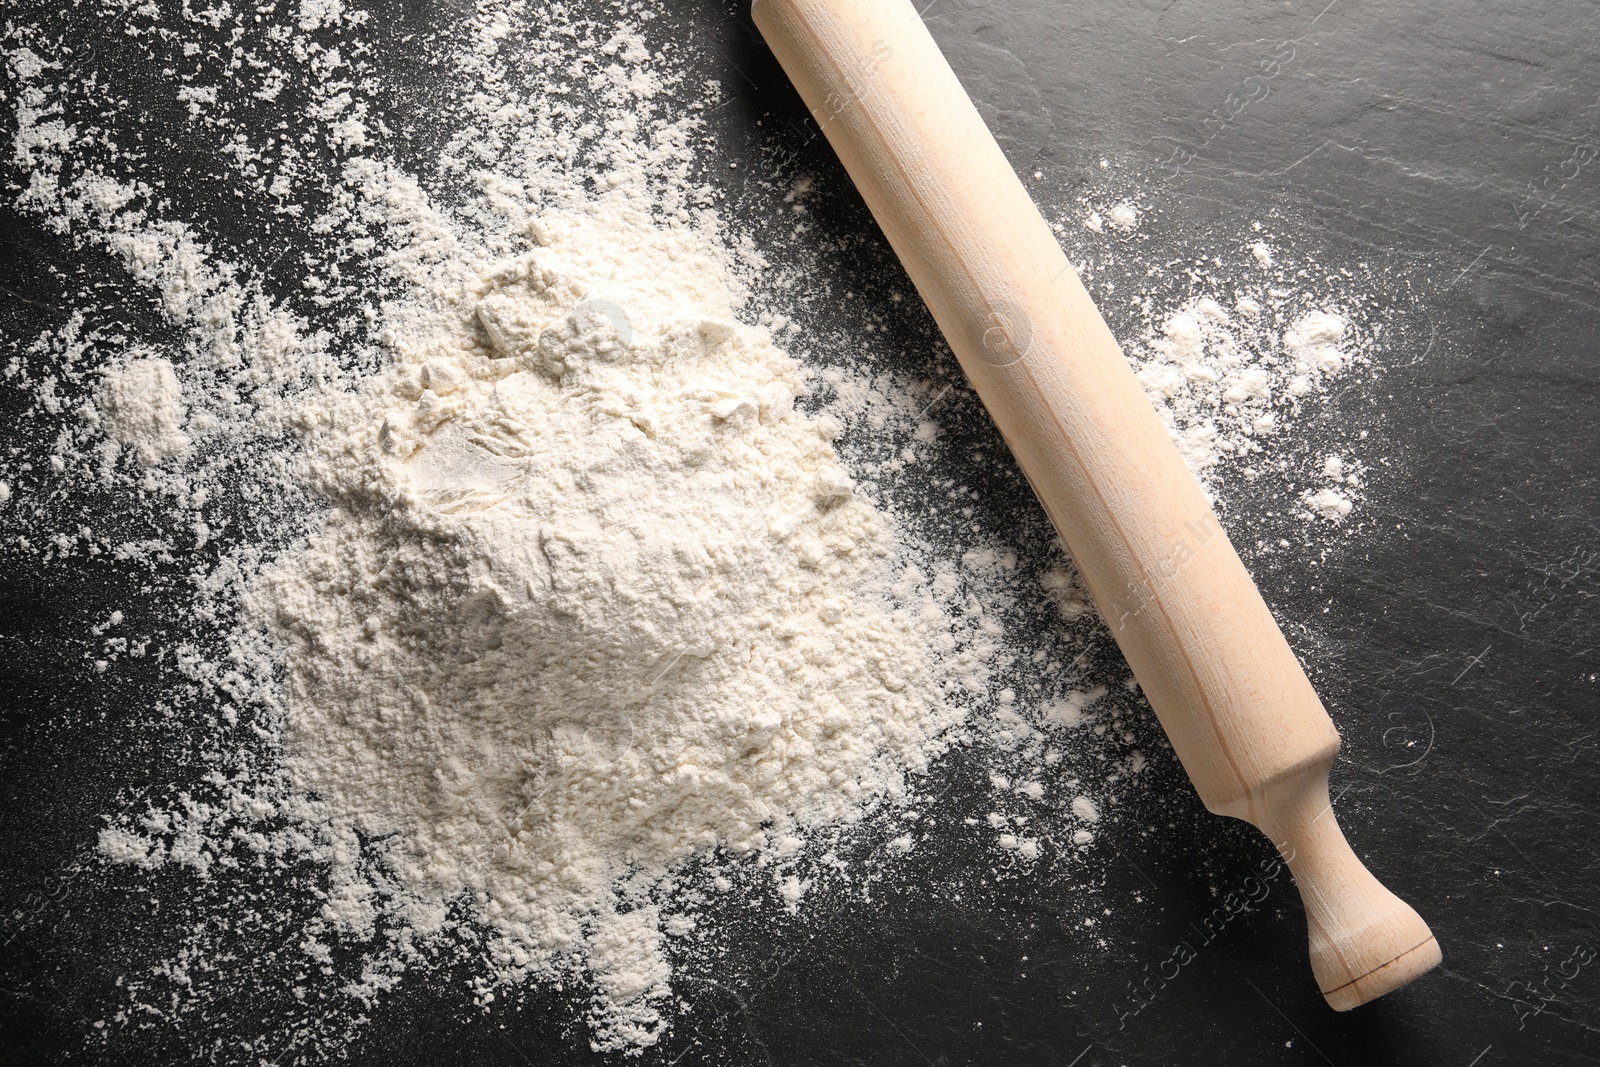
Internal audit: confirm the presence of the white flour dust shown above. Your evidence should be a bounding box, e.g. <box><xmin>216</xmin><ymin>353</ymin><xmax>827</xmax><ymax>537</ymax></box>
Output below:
<box><xmin>259</xmin><ymin>208</ymin><xmax>962</xmax><ymax>1049</ymax></box>
<box><xmin>1058</xmin><ymin>184</ymin><xmax>1383</xmax><ymax>532</ymax></box>
<box><xmin>97</xmin><ymin>358</ymin><xmax>190</xmax><ymax>467</ymax></box>
<box><xmin>1133</xmin><ymin>301</ymin><xmax>1361</xmax><ymax>491</ymax></box>
<box><xmin>1</xmin><ymin>0</ymin><xmax>1399</xmax><ymax>1061</ymax></box>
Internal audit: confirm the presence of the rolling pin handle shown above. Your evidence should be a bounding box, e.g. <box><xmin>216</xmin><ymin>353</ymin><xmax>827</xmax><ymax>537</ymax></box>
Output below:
<box><xmin>1250</xmin><ymin>765</ymin><xmax>1442</xmax><ymax>1009</ymax></box>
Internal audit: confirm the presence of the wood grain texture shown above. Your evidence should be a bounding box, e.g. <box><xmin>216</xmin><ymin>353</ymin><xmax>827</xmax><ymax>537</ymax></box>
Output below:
<box><xmin>752</xmin><ymin>0</ymin><xmax>1439</xmax><ymax>1008</ymax></box>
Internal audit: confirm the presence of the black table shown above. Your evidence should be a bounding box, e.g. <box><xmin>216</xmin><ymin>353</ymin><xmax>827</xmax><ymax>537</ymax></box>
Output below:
<box><xmin>2</xmin><ymin>1</ymin><xmax>1596</xmax><ymax>1064</ymax></box>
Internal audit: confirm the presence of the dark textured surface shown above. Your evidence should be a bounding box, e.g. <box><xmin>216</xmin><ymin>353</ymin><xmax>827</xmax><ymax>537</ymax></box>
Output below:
<box><xmin>3</xmin><ymin>0</ymin><xmax>1598</xmax><ymax>1064</ymax></box>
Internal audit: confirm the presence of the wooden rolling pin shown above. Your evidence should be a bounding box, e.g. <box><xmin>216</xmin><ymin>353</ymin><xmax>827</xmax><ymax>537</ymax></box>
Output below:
<box><xmin>752</xmin><ymin>0</ymin><xmax>1440</xmax><ymax>1009</ymax></box>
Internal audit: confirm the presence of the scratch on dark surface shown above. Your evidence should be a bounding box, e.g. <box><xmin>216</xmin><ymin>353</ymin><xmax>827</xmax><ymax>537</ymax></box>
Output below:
<box><xmin>1272</xmin><ymin>139</ymin><xmax>1335</xmax><ymax>176</ymax></box>
<box><xmin>1105</xmin><ymin>840</ymin><xmax>1163</xmax><ymax>896</ymax></box>
<box><xmin>1451</xmin><ymin>645</ymin><xmax>1493</xmax><ymax>685</ymax></box>
<box><xmin>1450</xmin><ymin>246</ymin><xmax>1491</xmax><ymax>286</ymax></box>
<box><xmin>1453</xmin><ymin>970</ymin><xmax>1600</xmax><ymax>1037</ymax></box>
<box><xmin>1459</xmin><ymin>0</ymin><xmax>1540</xmax><ymax>69</ymax></box>
<box><xmin>1471</xmin><ymin>256</ymin><xmax>1600</xmax><ymax>310</ymax></box>
<box><xmin>1241</xmin><ymin>978</ymin><xmax>1336</xmax><ymax>1066</ymax></box>
<box><xmin>0</xmin><ymin>283</ymin><xmax>50</xmax><ymax>308</ymax></box>
<box><xmin>487</xmin><ymin>1026</ymin><xmax>536</xmax><ymax>1067</ymax></box>
<box><xmin>1305</xmin><ymin>0</ymin><xmax>1339</xmax><ymax>32</ymax></box>
<box><xmin>1554</xmin><ymin>732</ymin><xmax>1597</xmax><ymax>767</ymax></box>
<box><xmin>844</xmin><ymin>978</ymin><xmax>937</xmax><ymax>1067</ymax></box>
<box><xmin>1462</xmin><ymin>795</ymin><xmax>1573</xmax><ymax>903</ymax></box>
<box><xmin>710</xmin><ymin>46</ymin><xmax>759</xmax><ymax>90</ymax></box>
<box><xmin>673</xmin><ymin>975</ymin><xmax>775</xmax><ymax>1066</ymax></box>
<box><xmin>1392</xmin><ymin>590</ymin><xmax>1599</xmax><ymax>664</ymax></box>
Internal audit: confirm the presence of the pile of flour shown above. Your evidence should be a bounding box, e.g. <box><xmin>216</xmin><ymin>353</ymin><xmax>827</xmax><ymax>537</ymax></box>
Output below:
<box><xmin>97</xmin><ymin>357</ymin><xmax>190</xmax><ymax>467</ymax></box>
<box><xmin>255</xmin><ymin>206</ymin><xmax>961</xmax><ymax>1049</ymax></box>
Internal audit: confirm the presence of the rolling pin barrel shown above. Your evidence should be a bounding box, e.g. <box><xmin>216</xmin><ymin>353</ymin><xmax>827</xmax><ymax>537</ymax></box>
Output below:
<box><xmin>752</xmin><ymin>0</ymin><xmax>1439</xmax><ymax>1008</ymax></box>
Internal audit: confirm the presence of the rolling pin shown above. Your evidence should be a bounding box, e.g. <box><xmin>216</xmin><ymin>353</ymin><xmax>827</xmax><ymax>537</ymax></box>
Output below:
<box><xmin>752</xmin><ymin>0</ymin><xmax>1440</xmax><ymax>1009</ymax></box>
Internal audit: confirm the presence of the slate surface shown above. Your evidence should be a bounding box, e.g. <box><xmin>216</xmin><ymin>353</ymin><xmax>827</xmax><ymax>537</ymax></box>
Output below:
<box><xmin>2</xmin><ymin>1</ymin><xmax>1597</xmax><ymax>1064</ymax></box>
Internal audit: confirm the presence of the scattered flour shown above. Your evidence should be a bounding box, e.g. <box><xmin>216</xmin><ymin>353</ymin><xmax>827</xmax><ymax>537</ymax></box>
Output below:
<box><xmin>97</xmin><ymin>357</ymin><xmax>189</xmax><ymax>466</ymax></box>
<box><xmin>1130</xmin><ymin>298</ymin><xmax>1364</xmax><ymax>480</ymax></box>
<box><xmin>1108</xmin><ymin>260</ymin><xmax>1380</xmax><ymax>540</ymax></box>
<box><xmin>0</xmin><ymin>0</ymin><xmax>1398</xmax><ymax>1060</ymax></box>
<box><xmin>1060</xmin><ymin>194</ymin><xmax>1382</xmax><ymax>535</ymax></box>
<box><xmin>1303</xmin><ymin>486</ymin><xmax>1355</xmax><ymax>522</ymax></box>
